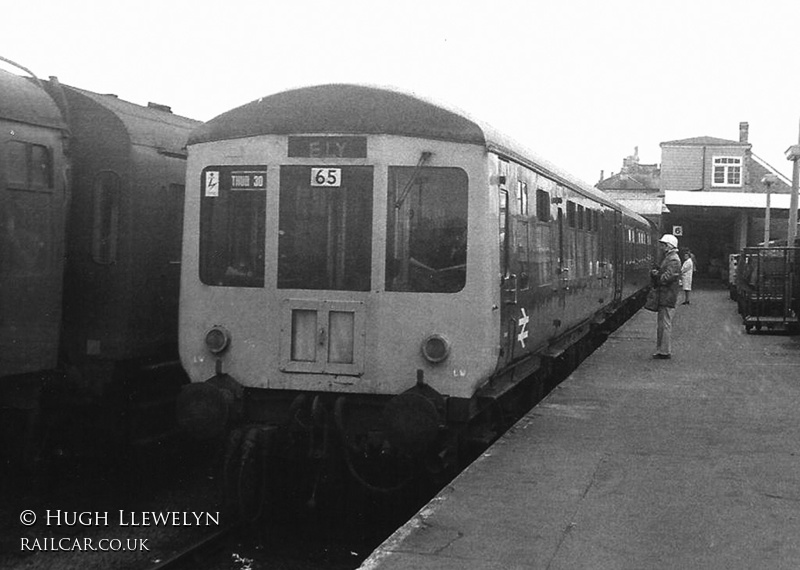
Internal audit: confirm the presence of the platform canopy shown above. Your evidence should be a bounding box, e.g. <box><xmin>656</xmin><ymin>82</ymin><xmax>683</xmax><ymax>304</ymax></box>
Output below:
<box><xmin>665</xmin><ymin>190</ymin><xmax>796</xmax><ymax>210</ymax></box>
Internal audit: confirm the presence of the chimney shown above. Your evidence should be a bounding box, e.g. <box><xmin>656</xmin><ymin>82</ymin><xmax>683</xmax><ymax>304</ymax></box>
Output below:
<box><xmin>739</xmin><ymin>121</ymin><xmax>749</xmax><ymax>143</ymax></box>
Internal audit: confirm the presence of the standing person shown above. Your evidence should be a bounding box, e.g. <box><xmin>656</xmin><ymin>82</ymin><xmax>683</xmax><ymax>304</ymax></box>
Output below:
<box><xmin>680</xmin><ymin>249</ymin><xmax>694</xmax><ymax>305</ymax></box>
<box><xmin>651</xmin><ymin>234</ymin><xmax>681</xmax><ymax>359</ymax></box>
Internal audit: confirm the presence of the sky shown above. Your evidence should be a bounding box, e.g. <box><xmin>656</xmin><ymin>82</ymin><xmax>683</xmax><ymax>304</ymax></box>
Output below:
<box><xmin>4</xmin><ymin>0</ymin><xmax>800</xmax><ymax>184</ymax></box>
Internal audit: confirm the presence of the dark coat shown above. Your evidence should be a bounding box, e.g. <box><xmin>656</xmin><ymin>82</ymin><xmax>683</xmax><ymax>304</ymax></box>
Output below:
<box><xmin>657</xmin><ymin>248</ymin><xmax>682</xmax><ymax>308</ymax></box>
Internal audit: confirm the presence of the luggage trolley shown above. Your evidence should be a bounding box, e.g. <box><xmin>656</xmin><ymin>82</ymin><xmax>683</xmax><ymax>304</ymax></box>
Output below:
<box><xmin>736</xmin><ymin>247</ymin><xmax>799</xmax><ymax>333</ymax></box>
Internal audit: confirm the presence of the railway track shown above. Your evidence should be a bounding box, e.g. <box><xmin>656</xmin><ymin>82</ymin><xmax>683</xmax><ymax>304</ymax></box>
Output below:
<box><xmin>147</xmin><ymin>526</ymin><xmax>235</xmax><ymax>570</ymax></box>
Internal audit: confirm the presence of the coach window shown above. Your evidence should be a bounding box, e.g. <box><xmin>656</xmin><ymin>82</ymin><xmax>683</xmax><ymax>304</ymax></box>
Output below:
<box><xmin>535</xmin><ymin>189</ymin><xmax>550</xmax><ymax>221</ymax></box>
<box><xmin>499</xmin><ymin>189</ymin><xmax>509</xmax><ymax>278</ymax></box>
<box><xmin>7</xmin><ymin>141</ymin><xmax>52</xmax><ymax>190</ymax></box>
<box><xmin>1</xmin><ymin>198</ymin><xmax>49</xmax><ymax>275</ymax></box>
<box><xmin>386</xmin><ymin>167</ymin><xmax>467</xmax><ymax>293</ymax></box>
<box><xmin>518</xmin><ymin>181</ymin><xmax>528</xmax><ymax>216</ymax></box>
<box><xmin>279</xmin><ymin>166</ymin><xmax>373</xmax><ymax>291</ymax></box>
<box><xmin>92</xmin><ymin>171</ymin><xmax>121</xmax><ymax>264</ymax></box>
<box><xmin>567</xmin><ymin>201</ymin><xmax>576</xmax><ymax>228</ymax></box>
<box><xmin>30</xmin><ymin>144</ymin><xmax>52</xmax><ymax>188</ymax></box>
<box><xmin>200</xmin><ymin>166</ymin><xmax>266</xmax><ymax>287</ymax></box>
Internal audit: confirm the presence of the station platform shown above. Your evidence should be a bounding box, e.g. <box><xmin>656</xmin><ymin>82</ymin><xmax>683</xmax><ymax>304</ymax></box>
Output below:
<box><xmin>360</xmin><ymin>286</ymin><xmax>800</xmax><ymax>570</ymax></box>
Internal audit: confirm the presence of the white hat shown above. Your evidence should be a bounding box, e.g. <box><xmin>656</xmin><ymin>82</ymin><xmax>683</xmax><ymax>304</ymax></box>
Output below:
<box><xmin>659</xmin><ymin>234</ymin><xmax>678</xmax><ymax>248</ymax></box>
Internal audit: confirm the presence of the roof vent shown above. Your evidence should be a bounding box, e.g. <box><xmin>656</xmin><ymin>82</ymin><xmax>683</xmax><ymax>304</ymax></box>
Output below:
<box><xmin>148</xmin><ymin>102</ymin><xmax>172</xmax><ymax>113</ymax></box>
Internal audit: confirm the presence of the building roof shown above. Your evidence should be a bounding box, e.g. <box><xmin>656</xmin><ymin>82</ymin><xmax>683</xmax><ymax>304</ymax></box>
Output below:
<box><xmin>751</xmin><ymin>153</ymin><xmax>792</xmax><ymax>187</ymax></box>
<box><xmin>596</xmin><ymin>170</ymin><xmax>660</xmax><ymax>191</ymax></box>
<box><xmin>606</xmin><ymin>195</ymin><xmax>666</xmax><ymax>216</ymax></box>
<box><xmin>660</xmin><ymin>136</ymin><xmax>748</xmax><ymax>147</ymax></box>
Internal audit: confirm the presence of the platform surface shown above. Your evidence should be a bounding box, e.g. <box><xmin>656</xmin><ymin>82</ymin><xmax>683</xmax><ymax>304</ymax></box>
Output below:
<box><xmin>360</xmin><ymin>287</ymin><xmax>800</xmax><ymax>570</ymax></box>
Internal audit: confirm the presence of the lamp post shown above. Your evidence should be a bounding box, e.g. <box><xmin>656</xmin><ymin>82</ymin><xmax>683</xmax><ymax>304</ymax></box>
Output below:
<box><xmin>762</xmin><ymin>173</ymin><xmax>778</xmax><ymax>245</ymax></box>
<box><xmin>785</xmin><ymin>142</ymin><xmax>800</xmax><ymax>246</ymax></box>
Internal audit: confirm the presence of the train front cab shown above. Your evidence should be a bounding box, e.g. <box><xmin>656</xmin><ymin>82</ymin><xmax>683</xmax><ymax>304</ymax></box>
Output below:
<box><xmin>177</xmin><ymin>133</ymin><xmax>503</xmax><ymax>465</ymax></box>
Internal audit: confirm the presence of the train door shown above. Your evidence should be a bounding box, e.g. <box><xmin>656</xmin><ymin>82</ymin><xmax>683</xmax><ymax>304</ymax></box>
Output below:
<box><xmin>0</xmin><ymin>132</ymin><xmax>67</xmax><ymax>376</ymax></box>
<box><xmin>499</xmin><ymin>178</ymin><xmax>516</xmax><ymax>369</ymax></box>
<box><xmin>276</xmin><ymin>165</ymin><xmax>373</xmax><ymax>378</ymax></box>
<box><xmin>556</xmin><ymin>203</ymin><xmax>568</xmax><ymax>309</ymax></box>
<box><xmin>503</xmin><ymin>178</ymin><xmax>533</xmax><ymax>364</ymax></box>
<box><xmin>612</xmin><ymin>210</ymin><xmax>623</xmax><ymax>301</ymax></box>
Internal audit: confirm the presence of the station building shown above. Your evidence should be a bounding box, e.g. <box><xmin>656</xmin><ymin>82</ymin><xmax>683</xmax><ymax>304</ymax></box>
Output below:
<box><xmin>597</xmin><ymin>122</ymin><xmax>794</xmax><ymax>280</ymax></box>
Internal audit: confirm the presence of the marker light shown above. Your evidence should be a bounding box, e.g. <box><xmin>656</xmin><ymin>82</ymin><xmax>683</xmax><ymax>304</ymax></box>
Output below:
<box><xmin>205</xmin><ymin>326</ymin><xmax>231</xmax><ymax>355</ymax></box>
<box><xmin>421</xmin><ymin>334</ymin><xmax>450</xmax><ymax>363</ymax></box>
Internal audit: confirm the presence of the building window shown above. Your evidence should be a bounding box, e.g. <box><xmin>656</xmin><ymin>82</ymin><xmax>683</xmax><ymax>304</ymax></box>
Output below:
<box><xmin>712</xmin><ymin>157</ymin><xmax>742</xmax><ymax>187</ymax></box>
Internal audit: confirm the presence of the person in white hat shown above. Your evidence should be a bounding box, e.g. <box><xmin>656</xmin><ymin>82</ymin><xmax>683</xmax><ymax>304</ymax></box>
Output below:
<box><xmin>650</xmin><ymin>234</ymin><xmax>682</xmax><ymax>359</ymax></box>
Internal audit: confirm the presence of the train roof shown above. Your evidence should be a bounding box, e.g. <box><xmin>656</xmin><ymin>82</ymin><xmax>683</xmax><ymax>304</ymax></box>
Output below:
<box><xmin>61</xmin><ymin>85</ymin><xmax>200</xmax><ymax>154</ymax></box>
<box><xmin>0</xmin><ymin>68</ymin><xmax>67</xmax><ymax>131</ymax></box>
<box><xmin>190</xmin><ymin>83</ymin><xmax>646</xmax><ymax>222</ymax></box>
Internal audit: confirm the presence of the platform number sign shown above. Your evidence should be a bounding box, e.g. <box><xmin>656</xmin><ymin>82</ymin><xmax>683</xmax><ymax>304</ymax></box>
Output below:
<box><xmin>311</xmin><ymin>168</ymin><xmax>341</xmax><ymax>187</ymax></box>
<box><xmin>673</xmin><ymin>225</ymin><xmax>683</xmax><ymax>237</ymax></box>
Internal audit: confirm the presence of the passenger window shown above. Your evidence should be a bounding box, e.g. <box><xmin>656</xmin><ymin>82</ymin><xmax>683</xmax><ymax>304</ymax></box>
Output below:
<box><xmin>199</xmin><ymin>166</ymin><xmax>267</xmax><ymax>287</ymax></box>
<box><xmin>536</xmin><ymin>189</ymin><xmax>550</xmax><ymax>222</ymax></box>
<box><xmin>567</xmin><ymin>201</ymin><xmax>576</xmax><ymax>228</ymax></box>
<box><xmin>278</xmin><ymin>166</ymin><xmax>373</xmax><ymax>291</ymax></box>
<box><xmin>5</xmin><ymin>141</ymin><xmax>52</xmax><ymax>190</ymax></box>
<box><xmin>518</xmin><ymin>181</ymin><xmax>528</xmax><ymax>216</ymax></box>
<box><xmin>30</xmin><ymin>144</ymin><xmax>52</xmax><ymax>188</ymax></box>
<box><xmin>385</xmin><ymin>166</ymin><xmax>468</xmax><ymax>293</ymax></box>
<box><xmin>7</xmin><ymin>142</ymin><xmax>27</xmax><ymax>186</ymax></box>
<box><xmin>0</xmin><ymin>195</ymin><xmax>50</xmax><ymax>275</ymax></box>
